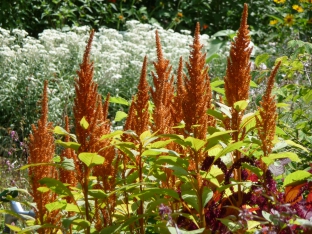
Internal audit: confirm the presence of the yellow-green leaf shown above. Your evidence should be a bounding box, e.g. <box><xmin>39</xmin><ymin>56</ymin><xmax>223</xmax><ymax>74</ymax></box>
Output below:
<box><xmin>268</xmin><ymin>152</ymin><xmax>301</xmax><ymax>163</ymax></box>
<box><xmin>234</xmin><ymin>100</ymin><xmax>249</xmax><ymax>112</ymax></box>
<box><xmin>78</xmin><ymin>152</ymin><xmax>105</xmax><ymax>167</ymax></box>
<box><xmin>283</xmin><ymin>170</ymin><xmax>312</xmax><ymax>187</ymax></box>
<box><xmin>80</xmin><ymin>116</ymin><xmax>89</xmax><ymax>130</ymax></box>
<box><xmin>45</xmin><ymin>200</ymin><xmax>67</xmax><ymax>212</ymax></box>
<box><xmin>115</xmin><ymin>111</ymin><xmax>128</xmax><ymax>122</ymax></box>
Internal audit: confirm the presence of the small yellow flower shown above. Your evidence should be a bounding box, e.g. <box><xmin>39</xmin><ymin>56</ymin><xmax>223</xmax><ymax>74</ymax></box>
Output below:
<box><xmin>177</xmin><ymin>12</ymin><xmax>183</xmax><ymax>18</ymax></box>
<box><xmin>269</xmin><ymin>19</ymin><xmax>278</xmax><ymax>25</ymax></box>
<box><xmin>118</xmin><ymin>15</ymin><xmax>124</xmax><ymax>20</ymax></box>
<box><xmin>274</xmin><ymin>0</ymin><xmax>286</xmax><ymax>4</ymax></box>
<box><xmin>292</xmin><ymin>5</ymin><xmax>304</xmax><ymax>12</ymax></box>
<box><xmin>284</xmin><ymin>14</ymin><xmax>295</xmax><ymax>26</ymax></box>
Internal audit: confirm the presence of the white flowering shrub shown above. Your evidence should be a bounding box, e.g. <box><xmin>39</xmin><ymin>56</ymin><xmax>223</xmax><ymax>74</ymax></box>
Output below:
<box><xmin>0</xmin><ymin>21</ymin><xmax>209</xmax><ymax>136</ymax></box>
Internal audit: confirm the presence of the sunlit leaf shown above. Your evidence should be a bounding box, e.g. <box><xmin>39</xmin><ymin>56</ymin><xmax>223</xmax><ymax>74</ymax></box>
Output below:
<box><xmin>80</xmin><ymin>116</ymin><xmax>89</xmax><ymax>130</ymax></box>
<box><xmin>55</xmin><ymin>140</ymin><xmax>80</xmax><ymax>152</ymax></box>
<box><xmin>99</xmin><ymin>130</ymin><xmax>123</xmax><ymax>141</ymax></box>
<box><xmin>39</xmin><ymin>178</ymin><xmax>72</xmax><ymax>196</ymax></box>
<box><xmin>78</xmin><ymin>152</ymin><xmax>105</xmax><ymax>167</ymax></box>
<box><xmin>109</xmin><ymin>96</ymin><xmax>129</xmax><ymax>105</ymax></box>
<box><xmin>268</xmin><ymin>152</ymin><xmax>300</xmax><ymax>163</ymax></box>
<box><xmin>214</xmin><ymin>141</ymin><xmax>244</xmax><ymax>161</ymax></box>
<box><xmin>283</xmin><ymin>170</ymin><xmax>312</xmax><ymax>187</ymax></box>
<box><xmin>234</xmin><ymin>100</ymin><xmax>249</xmax><ymax>112</ymax></box>
<box><xmin>45</xmin><ymin>200</ymin><xmax>67</xmax><ymax>212</ymax></box>
<box><xmin>115</xmin><ymin>111</ymin><xmax>128</xmax><ymax>122</ymax></box>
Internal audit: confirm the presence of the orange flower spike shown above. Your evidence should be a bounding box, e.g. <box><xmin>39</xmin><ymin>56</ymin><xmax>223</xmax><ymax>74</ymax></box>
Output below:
<box><xmin>28</xmin><ymin>80</ymin><xmax>59</xmax><ymax>228</ymax></box>
<box><xmin>151</xmin><ymin>31</ymin><xmax>175</xmax><ymax>134</ymax></box>
<box><xmin>133</xmin><ymin>56</ymin><xmax>150</xmax><ymax>135</ymax></box>
<box><xmin>183</xmin><ymin>22</ymin><xmax>212</xmax><ymax>140</ymax></box>
<box><xmin>256</xmin><ymin>62</ymin><xmax>281</xmax><ymax>156</ymax></box>
<box><xmin>224</xmin><ymin>3</ymin><xmax>252</xmax><ymax>107</ymax></box>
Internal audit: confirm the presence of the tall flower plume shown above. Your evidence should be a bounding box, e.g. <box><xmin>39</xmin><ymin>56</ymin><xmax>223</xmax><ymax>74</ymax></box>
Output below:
<box><xmin>124</xmin><ymin>56</ymin><xmax>150</xmax><ymax>137</ymax></box>
<box><xmin>183</xmin><ymin>22</ymin><xmax>213</xmax><ymax>140</ymax></box>
<box><xmin>150</xmin><ymin>30</ymin><xmax>175</xmax><ymax>134</ymax></box>
<box><xmin>28</xmin><ymin>80</ymin><xmax>60</xmax><ymax>230</ymax></box>
<box><xmin>256</xmin><ymin>62</ymin><xmax>281</xmax><ymax>156</ymax></box>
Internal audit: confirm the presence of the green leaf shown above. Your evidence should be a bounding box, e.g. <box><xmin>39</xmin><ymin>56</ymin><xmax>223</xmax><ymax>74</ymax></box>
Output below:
<box><xmin>55</xmin><ymin>139</ymin><xmax>80</xmax><ymax>151</ymax></box>
<box><xmin>242</xmin><ymin>163</ymin><xmax>263</xmax><ymax>177</ymax></box>
<box><xmin>80</xmin><ymin>116</ymin><xmax>89</xmax><ymax>130</ymax></box>
<box><xmin>99</xmin><ymin>130</ymin><xmax>123</xmax><ymax>141</ymax></box>
<box><xmin>19</xmin><ymin>162</ymin><xmax>55</xmax><ymax>170</ymax></box>
<box><xmin>211</xmin><ymin>80</ymin><xmax>224</xmax><ymax>88</ymax></box>
<box><xmin>114</xmin><ymin>111</ymin><xmax>128</xmax><ymax>122</ymax></box>
<box><xmin>234</xmin><ymin>100</ymin><xmax>249</xmax><ymax>112</ymax></box>
<box><xmin>267</xmin><ymin>14</ymin><xmax>284</xmax><ymax>24</ymax></box>
<box><xmin>255</xmin><ymin>53</ymin><xmax>271</xmax><ymax>66</ymax></box>
<box><xmin>262</xmin><ymin>210</ymin><xmax>279</xmax><ymax>225</ymax></box>
<box><xmin>283</xmin><ymin>170</ymin><xmax>312</xmax><ymax>187</ymax></box>
<box><xmin>202</xmin><ymin>187</ymin><xmax>213</xmax><ymax>207</ymax></box>
<box><xmin>37</xmin><ymin>187</ymin><xmax>50</xmax><ymax>193</ymax></box>
<box><xmin>156</xmin><ymin>155</ymin><xmax>188</xmax><ymax>168</ymax></box>
<box><xmin>150</xmin><ymin>139</ymin><xmax>173</xmax><ymax>149</ymax></box>
<box><xmin>213</xmin><ymin>29</ymin><xmax>236</xmax><ymax>37</ymax></box>
<box><xmin>45</xmin><ymin>200</ymin><xmax>67</xmax><ymax>212</ymax></box>
<box><xmin>88</xmin><ymin>189</ymin><xmax>107</xmax><ymax>199</ymax></box>
<box><xmin>218</xmin><ymin>218</ymin><xmax>242</xmax><ymax>232</ymax></box>
<box><xmin>207</xmin><ymin>109</ymin><xmax>224</xmax><ymax>120</ymax></box>
<box><xmin>275</xmin><ymin>126</ymin><xmax>287</xmax><ymax>135</ymax></box>
<box><xmin>182</xmin><ymin>192</ymin><xmax>199</xmax><ymax>212</ymax></box>
<box><xmin>72</xmin><ymin>219</ymin><xmax>90</xmax><ymax>228</ymax></box>
<box><xmin>109</xmin><ymin>96</ymin><xmax>129</xmax><ymax>105</ymax></box>
<box><xmin>285</xmin><ymin>140</ymin><xmax>309</xmax><ymax>152</ymax></box>
<box><xmin>65</xmin><ymin>204</ymin><xmax>81</xmax><ymax>213</ymax></box>
<box><xmin>216</xmin><ymin>102</ymin><xmax>231</xmax><ymax>118</ymax></box>
<box><xmin>4</xmin><ymin>224</ymin><xmax>21</xmax><ymax>232</ymax></box>
<box><xmin>250</xmin><ymin>80</ymin><xmax>258</xmax><ymax>88</ymax></box>
<box><xmin>206</xmin><ymin>130</ymin><xmax>235</xmax><ymax>141</ymax></box>
<box><xmin>240</xmin><ymin>113</ymin><xmax>256</xmax><ymax>133</ymax></box>
<box><xmin>39</xmin><ymin>178</ymin><xmax>72</xmax><ymax>196</ymax></box>
<box><xmin>78</xmin><ymin>152</ymin><xmax>105</xmax><ymax>167</ymax></box>
<box><xmin>214</xmin><ymin>141</ymin><xmax>244</xmax><ymax>161</ymax></box>
<box><xmin>185</xmin><ymin>137</ymin><xmax>206</xmax><ymax>151</ymax></box>
<box><xmin>268</xmin><ymin>152</ymin><xmax>301</xmax><ymax>163</ymax></box>
<box><xmin>247</xmin><ymin>220</ymin><xmax>261</xmax><ymax>230</ymax></box>
<box><xmin>53</xmin><ymin>126</ymin><xmax>69</xmax><ymax>135</ymax></box>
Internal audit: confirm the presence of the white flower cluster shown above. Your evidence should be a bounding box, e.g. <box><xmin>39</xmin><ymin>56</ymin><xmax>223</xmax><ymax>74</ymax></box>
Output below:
<box><xmin>0</xmin><ymin>21</ymin><xmax>210</xmax><ymax>130</ymax></box>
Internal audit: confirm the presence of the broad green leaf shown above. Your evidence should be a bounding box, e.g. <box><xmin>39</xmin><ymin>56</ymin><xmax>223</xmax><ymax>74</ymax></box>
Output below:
<box><xmin>55</xmin><ymin>140</ymin><xmax>80</xmax><ymax>151</ymax></box>
<box><xmin>156</xmin><ymin>156</ymin><xmax>188</xmax><ymax>167</ymax></box>
<box><xmin>141</xmin><ymin>149</ymin><xmax>162</xmax><ymax>156</ymax></box>
<box><xmin>275</xmin><ymin>126</ymin><xmax>287</xmax><ymax>135</ymax></box>
<box><xmin>65</xmin><ymin>204</ymin><xmax>81</xmax><ymax>213</ymax></box>
<box><xmin>285</xmin><ymin>140</ymin><xmax>309</xmax><ymax>152</ymax></box>
<box><xmin>72</xmin><ymin>219</ymin><xmax>90</xmax><ymax>228</ymax></box>
<box><xmin>4</xmin><ymin>224</ymin><xmax>21</xmax><ymax>232</ymax></box>
<box><xmin>262</xmin><ymin>210</ymin><xmax>279</xmax><ymax>225</ymax></box>
<box><xmin>216</xmin><ymin>102</ymin><xmax>232</xmax><ymax>118</ymax></box>
<box><xmin>247</xmin><ymin>220</ymin><xmax>261</xmax><ymax>230</ymax></box>
<box><xmin>218</xmin><ymin>218</ymin><xmax>242</xmax><ymax>232</ymax></box>
<box><xmin>255</xmin><ymin>53</ymin><xmax>271</xmax><ymax>67</ymax></box>
<box><xmin>207</xmin><ymin>109</ymin><xmax>224</xmax><ymax>120</ymax></box>
<box><xmin>45</xmin><ymin>200</ymin><xmax>67</xmax><ymax>212</ymax></box>
<box><xmin>166</xmin><ymin>165</ymin><xmax>189</xmax><ymax>176</ymax></box>
<box><xmin>114</xmin><ymin>111</ymin><xmax>128</xmax><ymax>122</ymax></box>
<box><xmin>37</xmin><ymin>187</ymin><xmax>50</xmax><ymax>193</ymax></box>
<box><xmin>211</xmin><ymin>80</ymin><xmax>224</xmax><ymax>88</ymax></box>
<box><xmin>250</xmin><ymin>80</ymin><xmax>258</xmax><ymax>88</ymax></box>
<box><xmin>185</xmin><ymin>137</ymin><xmax>206</xmax><ymax>151</ymax></box>
<box><xmin>234</xmin><ymin>100</ymin><xmax>249</xmax><ymax>112</ymax></box>
<box><xmin>207</xmin><ymin>144</ymin><xmax>223</xmax><ymax>156</ymax></box>
<box><xmin>268</xmin><ymin>152</ymin><xmax>301</xmax><ymax>163</ymax></box>
<box><xmin>39</xmin><ymin>178</ymin><xmax>72</xmax><ymax>196</ymax></box>
<box><xmin>267</xmin><ymin>14</ymin><xmax>283</xmax><ymax>23</ymax></box>
<box><xmin>99</xmin><ymin>130</ymin><xmax>123</xmax><ymax>141</ymax></box>
<box><xmin>78</xmin><ymin>152</ymin><xmax>105</xmax><ymax>167</ymax></box>
<box><xmin>214</xmin><ymin>141</ymin><xmax>244</xmax><ymax>161</ymax></box>
<box><xmin>303</xmin><ymin>90</ymin><xmax>312</xmax><ymax>104</ymax></box>
<box><xmin>240</xmin><ymin>113</ymin><xmax>256</xmax><ymax>133</ymax></box>
<box><xmin>133</xmin><ymin>188</ymin><xmax>180</xmax><ymax>200</ymax></box>
<box><xmin>88</xmin><ymin>189</ymin><xmax>107</xmax><ymax>199</ymax></box>
<box><xmin>261</xmin><ymin>157</ymin><xmax>274</xmax><ymax>166</ymax></box>
<box><xmin>150</xmin><ymin>139</ymin><xmax>173</xmax><ymax>149</ymax></box>
<box><xmin>0</xmin><ymin>210</ymin><xmax>22</xmax><ymax>219</ymax></box>
<box><xmin>206</xmin><ymin>130</ymin><xmax>235</xmax><ymax>142</ymax></box>
<box><xmin>80</xmin><ymin>116</ymin><xmax>89</xmax><ymax>130</ymax></box>
<box><xmin>283</xmin><ymin>170</ymin><xmax>312</xmax><ymax>187</ymax></box>
<box><xmin>202</xmin><ymin>187</ymin><xmax>213</xmax><ymax>207</ymax></box>
<box><xmin>53</xmin><ymin>126</ymin><xmax>69</xmax><ymax>135</ymax></box>
<box><xmin>109</xmin><ymin>96</ymin><xmax>129</xmax><ymax>106</ymax></box>
<box><xmin>276</xmin><ymin>103</ymin><xmax>290</xmax><ymax>109</ymax></box>
<box><xmin>182</xmin><ymin>192</ymin><xmax>199</xmax><ymax>212</ymax></box>
<box><xmin>207</xmin><ymin>39</ymin><xmax>223</xmax><ymax>58</ymax></box>
<box><xmin>242</xmin><ymin>163</ymin><xmax>263</xmax><ymax>177</ymax></box>
<box><xmin>206</xmin><ymin>53</ymin><xmax>221</xmax><ymax>63</ymax></box>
